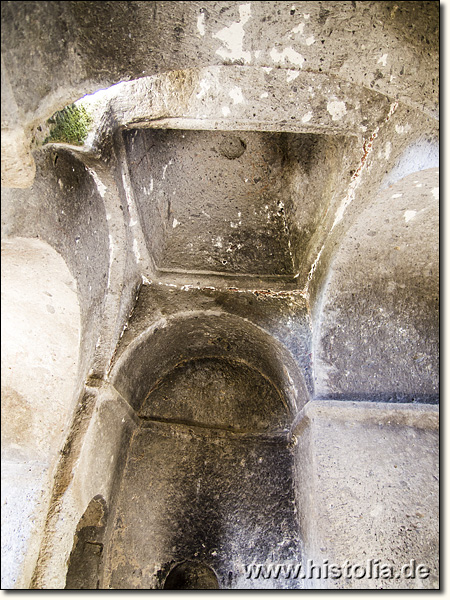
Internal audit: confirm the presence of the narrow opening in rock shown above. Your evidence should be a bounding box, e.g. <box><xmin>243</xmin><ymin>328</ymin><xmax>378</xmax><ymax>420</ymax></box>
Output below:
<box><xmin>163</xmin><ymin>561</ymin><xmax>219</xmax><ymax>590</ymax></box>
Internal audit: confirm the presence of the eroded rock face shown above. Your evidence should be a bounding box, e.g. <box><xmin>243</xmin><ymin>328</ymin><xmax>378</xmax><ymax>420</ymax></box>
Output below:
<box><xmin>1</xmin><ymin>127</ymin><xmax>36</xmax><ymax>188</ymax></box>
<box><xmin>1</xmin><ymin>0</ymin><xmax>439</xmax><ymax>591</ymax></box>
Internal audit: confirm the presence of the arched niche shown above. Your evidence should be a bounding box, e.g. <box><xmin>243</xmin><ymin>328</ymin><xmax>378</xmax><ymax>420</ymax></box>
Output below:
<box><xmin>109</xmin><ymin>310</ymin><xmax>309</xmax><ymax>430</ymax></box>
<box><xmin>163</xmin><ymin>560</ymin><xmax>219</xmax><ymax>590</ymax></box>
<box><xmin>1</xmin><ymin>237</ymin><xmax>81</xmax><ymax>588</ymax></box>
<box><xmin>103</xmin><ymin>312</ymin><xmax>306</xmax><ymax>589</ymax></box>
<box><xmin>313</xmin><ymin>167</ymin><xmax>439</xmax><ymax>402</ymax></box>
<box><xmin>139</xmin><ymin>355</ymin><xmax>288</xmax><ymax>433</ymax></box>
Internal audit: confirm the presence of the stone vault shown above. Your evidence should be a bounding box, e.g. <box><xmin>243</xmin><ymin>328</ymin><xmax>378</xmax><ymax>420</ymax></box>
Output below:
<box><xmin>1</xmin><ymin>1</ymin><xmax>439</xmax><ymax>590</ymax></box>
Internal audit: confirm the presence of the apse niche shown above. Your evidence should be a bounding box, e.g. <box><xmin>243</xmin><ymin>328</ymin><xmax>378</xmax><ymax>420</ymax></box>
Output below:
<box><xmin>2</xmin><ymin>1</ymin><xmax>439</xmax><ymax>590</ymax></box>
<box><xmin>97</xmin><ymin>311</ymin><xmax>308</xmax><ymax>589</ymax></box>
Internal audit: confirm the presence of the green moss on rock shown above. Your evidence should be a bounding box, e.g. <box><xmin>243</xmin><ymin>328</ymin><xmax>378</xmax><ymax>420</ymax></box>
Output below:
<box><xmin>44</xmin><ymin>104</ymin><xmax>92</xmax><ymax>146</ymax></box>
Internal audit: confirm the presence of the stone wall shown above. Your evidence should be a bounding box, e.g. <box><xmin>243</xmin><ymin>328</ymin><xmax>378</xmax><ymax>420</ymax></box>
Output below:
<box><xmin>1</xmin><ymin>1</ymin><xmax>439</xmax><ymax>589</ymax></box>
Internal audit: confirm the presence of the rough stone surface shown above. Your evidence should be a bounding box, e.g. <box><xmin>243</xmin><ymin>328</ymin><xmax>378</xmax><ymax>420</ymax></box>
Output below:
<box><xmin>102</xmin><ymin>422</ymin><xmax>302</xmax><ymax>589</ymax></box>
<box><xmin>110</xmin><ymin>305</ymin><xmax>309</xmax><ymax>416</ymax></box>
<box><xmin>124</xmin><ymin>127</ymin><xmax>359</xmax><ymax>283</ymax></box>
<box><xmin>125</xmin><ymin>129</ymin><xmax>297</xmax><ymax>277</ymax></box>
<box><xmin>1</xmin><ymin>0</ymin><xmax>439</xmax><ymax>591</ymax></box>
<box><xmin>1</xmin><ymin>127</ymin><xmax>36</xmax><ymax>188</ymax></box>
<box><xmin>65</xmin><ymin>496</ymin><xmax>107</xmax><ymax>590</ymax></box>
<box><xmin>1</xmin><ymin>461</ymin><xmax>51</xmax><ymax>590</ymax></box>
<box><xmin>28</xmin><ymin>388</ymin><xmax>138</xmax><ymax>589</ymax></box>
<box><xmin>293</xmin><ymin>401</ymin><xmax>439</xmax><ymax>589</ymax></box>
<box><xmin>1</xmin><ymin>2</ymin><xmax>439</xmax><ymax>122</ymax></box>
<box><xmin>1</xmin><ymin>150</ymin><xmax>110</xmax><ymax>385</ymax></box>
<box><xmin>314</xmin><ymin>168</ymin><xmax>439</xmax><ymax>401</ymax></box>
<box><xmin>139</xmin><ymin>356</ymin><xmax>289</xmax><ymax>433</ymax></box>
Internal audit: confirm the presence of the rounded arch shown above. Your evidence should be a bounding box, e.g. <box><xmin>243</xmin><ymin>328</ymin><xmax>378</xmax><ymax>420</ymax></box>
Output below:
<box><xmin>380</xmin><ymin>139</ymin><xmax>439</xmax><ymax>192</ymax></box>
<box><xmin>163</xmin><ymin>560</ymin><xmax>219</xmax><ymax>590</ymax></box>
<box><xmin>109</xmin><ymin>310</ymin><xmax>309</xmax><ymax>427</ymax></box>
<box><xmin>313</xmin><ymin>167</ymin><xmax>438</xmax><ymax>401</ymax></box>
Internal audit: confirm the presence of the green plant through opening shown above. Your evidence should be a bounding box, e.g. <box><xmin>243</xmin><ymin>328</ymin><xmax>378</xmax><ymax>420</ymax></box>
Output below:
<box><xmin>44</xmin><ymin>103</ymin><xmax>92</xmax><ymax>146</ymax></box>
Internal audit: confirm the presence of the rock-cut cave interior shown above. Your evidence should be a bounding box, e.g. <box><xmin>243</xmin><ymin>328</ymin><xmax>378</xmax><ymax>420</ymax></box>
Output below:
<box><xmin>1</xmin><ymin>0</ymin><xmax>439</xmax><ymax>590</ymax></box>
